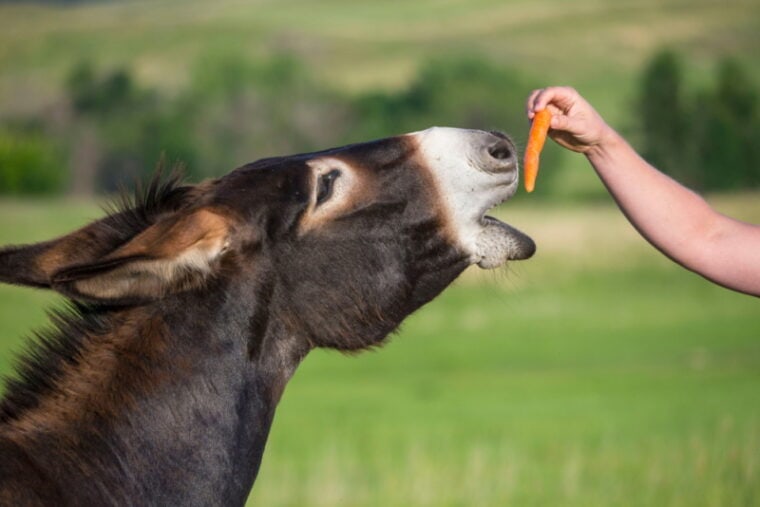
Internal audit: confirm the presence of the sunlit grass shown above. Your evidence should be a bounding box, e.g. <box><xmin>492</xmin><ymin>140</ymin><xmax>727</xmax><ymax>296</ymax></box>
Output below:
<box><xmin>248</xmin><ymin>191</ymin><xmax>760</xmax><ymax>505</ymax></box>
<box><xmin>0</xmin><ymin>195</ymin><xmax>757</xmax><ymax>505</ymax></box>
<box><xmin>251</xmin><ymin>261</ymin><xmax>759</xmax><ymax>505</ymax></box>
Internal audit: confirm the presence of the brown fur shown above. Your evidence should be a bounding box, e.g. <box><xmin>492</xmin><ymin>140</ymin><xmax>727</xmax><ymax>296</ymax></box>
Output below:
<box><xmin>0</xmin><ymin>130</ymin><xmax>526</xmax><ymax>505</ymax></box>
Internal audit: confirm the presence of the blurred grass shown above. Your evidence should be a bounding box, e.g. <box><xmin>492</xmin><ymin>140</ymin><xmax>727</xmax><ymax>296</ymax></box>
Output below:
<box><xmin>0</xmin><ymin>194</ymin><xmax>757</xmax><ymax>505</ymax></box>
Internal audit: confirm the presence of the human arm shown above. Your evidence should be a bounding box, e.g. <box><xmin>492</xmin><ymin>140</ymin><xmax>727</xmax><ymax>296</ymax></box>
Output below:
<box><xmin>526</xmin><ymin>86</ymin><xmax>760</xmax><ymax>296</ymax></box>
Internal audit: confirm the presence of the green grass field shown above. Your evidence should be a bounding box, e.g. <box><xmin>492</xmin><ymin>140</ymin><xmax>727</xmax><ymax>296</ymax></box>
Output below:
<box><xmin>0</xmin><ymin>195</ymin><xmax>757</xmax><ymax>506</ymax></box>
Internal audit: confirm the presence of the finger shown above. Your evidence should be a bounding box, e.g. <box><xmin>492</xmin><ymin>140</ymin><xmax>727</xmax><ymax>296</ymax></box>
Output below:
<box><xmin>534</xmin><ymin>87</ymin><xmax>563</xmax><ymax>112</ymax></box>
<box><xmin>532</xmin><ymin>87</ymin><xmax>556</xmax><ymax>112</ymax></box>
<box><xmin>535</xmin><ymin>86</ymin><xmax>576</xmax><ymax>114</ymax></box>
<box><xmin>526</xmin><ymin>89</ymin><xmax>543</xmax><ymax>118</ymax></box>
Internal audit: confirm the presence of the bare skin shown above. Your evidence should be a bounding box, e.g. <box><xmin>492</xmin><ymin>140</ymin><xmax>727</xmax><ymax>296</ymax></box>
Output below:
<box><xmin>526</xmin><ymin>86</ymin><xmax>760</xmax><ymax>297</ymax></box>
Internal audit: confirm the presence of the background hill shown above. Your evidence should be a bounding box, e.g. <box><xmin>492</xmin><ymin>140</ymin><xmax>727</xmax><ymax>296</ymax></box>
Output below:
<box><xmin>2</xmin><ymin>0</ymin><xmax>759</xmax><ymax>105</ymax></box>
<box><xmin>1</xmin><ymin>0</ymin><xmax>759</xmax><ymax>197</ymax></box>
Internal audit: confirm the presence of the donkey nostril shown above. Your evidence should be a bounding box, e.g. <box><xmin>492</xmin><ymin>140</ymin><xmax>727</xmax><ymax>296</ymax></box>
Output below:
<box><xmin>488</xmin><ymin>142</ymin><xmax>512</xmax><ymax>161</ymax></box>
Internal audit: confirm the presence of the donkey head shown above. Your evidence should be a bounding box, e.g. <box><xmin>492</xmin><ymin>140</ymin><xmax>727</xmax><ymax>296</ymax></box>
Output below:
<box><xmin>0</xmin><ymin>128</ymin><xmax>534</xmax><ymax>352</ymax></box>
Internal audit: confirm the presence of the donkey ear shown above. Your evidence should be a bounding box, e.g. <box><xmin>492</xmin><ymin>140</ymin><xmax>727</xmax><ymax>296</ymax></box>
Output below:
<box><xmin>50</xmin><ymin>209</ymin><xmax>231</xmax><ymax>304</ymax></box>
<box><xmin>0</xmin><ymin>213</ymin><xmax>146</xmax><ymax>289</ymax></box>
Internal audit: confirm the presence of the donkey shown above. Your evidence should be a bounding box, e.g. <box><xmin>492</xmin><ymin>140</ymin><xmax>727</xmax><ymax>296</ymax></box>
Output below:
<box><xmin>0</xmin><ymin>127</ymin><xmax>534</xmax><ymax>506</ymax></box>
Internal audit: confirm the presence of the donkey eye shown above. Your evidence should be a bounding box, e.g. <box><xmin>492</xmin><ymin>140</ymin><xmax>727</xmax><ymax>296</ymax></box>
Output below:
<box><xmin>316</xmin><ymin>169</ymin><xmax>341</xmax><ymax>205</ymax></box>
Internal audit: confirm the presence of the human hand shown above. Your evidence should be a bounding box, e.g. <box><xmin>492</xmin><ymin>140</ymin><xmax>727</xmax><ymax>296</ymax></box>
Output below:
<box><xmin>526</xmin><ymin>87</ymin><xmax>615</xmax><ymax>154</ymax></box>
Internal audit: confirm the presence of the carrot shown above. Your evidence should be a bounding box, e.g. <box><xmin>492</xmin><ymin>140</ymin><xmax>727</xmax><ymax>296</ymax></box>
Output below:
<box><xmin>524</xmin><ymin>109</ymin><xmax>552</xmax><ymax>193</ymax></box>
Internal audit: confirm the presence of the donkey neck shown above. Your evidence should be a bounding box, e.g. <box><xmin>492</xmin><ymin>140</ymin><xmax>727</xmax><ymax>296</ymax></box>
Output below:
<box><xmin>1</xmin><ymin>277</ymin><xmax>307</xmax><ymax>505</ymax></box>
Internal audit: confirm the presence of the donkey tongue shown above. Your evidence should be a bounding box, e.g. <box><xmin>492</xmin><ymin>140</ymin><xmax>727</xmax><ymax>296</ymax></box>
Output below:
<box><xmin>475</xmin><ymin>216</ymin><xmax>536</xmax><ymax>269</ymax></box>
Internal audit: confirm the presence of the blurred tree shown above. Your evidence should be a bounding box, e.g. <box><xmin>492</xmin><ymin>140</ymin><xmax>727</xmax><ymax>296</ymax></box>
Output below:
<box><xmin>636</xmin><ymin>50</ymin><xmax>691</xmax><ymax>184</ymax></box>
<box><xmin>356</xmin><ymin>58</ymin><xmax>530</xmax><ymax>136</ymax></box>
<box><xmin>635</xmin><ymin>51</ymin><xmax>759</xmax><ymax>191</ymax></box>
<box><xmin>96</xmin><ymin>106</ymin><xmax>200</xmax><ymax>191</ymax></box>
<box><xmin>65</xmin><ymin>62</ymin><xmax>200</xmax><ymax>192</ymax></box>
<box><xmin>0</xmin><ymin>128</ymin><xmax>63</xmax><ymax>194</ymax></box>
<box><xmin>67</xmin><ymin>61</ymin><xmax>137</xmax><ymax>116</ymax></box>
<box><xmin>185</xmin><ymin>52</ymin><xmax>352</xmax><ymax>175</ymax></box>
<box><xmin>4</xmin><ymin>54</ymin><xmax>565</xmax><ymax>196</ymax></box>
<box><xmin>692</xmin><ymin>58</ymin><xmax>760</xmax><ymax>190</ymax></box>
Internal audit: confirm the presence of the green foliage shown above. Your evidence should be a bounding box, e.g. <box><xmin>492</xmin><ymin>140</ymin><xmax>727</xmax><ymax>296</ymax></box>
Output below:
<box><xmin>7</xmin><ymin>49</ymin><xmax>758</xmax><ymax>197</ymax></box>
<box><xmin>66</xmin><ymin>61</ymin><xmax>138</xmax><ymax>116</ymax></box>
<box><xmin>637</xmin><ymin>50</ymin><xmax>689</xmax><ymax>182</ymax></box>
<box><xmin>96</xmin><ymin>104</ymin><xmax>201</xmax><ymax>190</ymax></box>
<box><xmin>185</xmin><ymin>53</ymin><xmax>352</xmax><ymax>175</ymax></box>
<box><xmin>356</xmin><ymin>58</ymin><xmax>526</xmax><ymax>135</ymax></box>
<box><xmin>0</xmin><ymin>129</ymin><xmax>63</xmax><ymax>194</ymax></box>
<box><xmin>636</xmin><ymin>51</ymin><xmax>760</xmax><ymax>191</ymax></box>
<box><xmin>4</xmin><ymin>54</ymin><xmax>543</xmax><ymax>195</ymax></box>
<box><xmin>64</xmin><ymin>63</ymin><xmax>201</xmax><ymax>191</ymax></box>
<box><xmin>692</xmin><ymin>59</ymin><xmax>760</xmax><ymax>190</ymax></box>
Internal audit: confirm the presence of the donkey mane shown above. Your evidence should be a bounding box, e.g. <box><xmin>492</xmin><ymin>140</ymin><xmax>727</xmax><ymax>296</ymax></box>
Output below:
<box><xmin>101</xmin><ymin>167</ymin><xmax>194</xmax><ymax>239</ymax></box>
<box><xmin>0</xmin><ymin>303</ymin><xmax>106</xmax><ymax>423</ymax></box>
<box><xmin>0</xmin><ymin>169</ymin><xmax>193</xmax><ymax>424</ymax></box>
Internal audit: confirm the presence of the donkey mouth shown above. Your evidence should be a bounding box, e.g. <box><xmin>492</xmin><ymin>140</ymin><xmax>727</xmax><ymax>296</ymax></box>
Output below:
<box><xmin>414</xmin><ymin>126</ymin><xmax>534</xmax><ymax>269</ymax></box>
<box><xmin>475</xmin><ymin>215</ymin><xmax>535</xmax><ymax>268</ymax></box>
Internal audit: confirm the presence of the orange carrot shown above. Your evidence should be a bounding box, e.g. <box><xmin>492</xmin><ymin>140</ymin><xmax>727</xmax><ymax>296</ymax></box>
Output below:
<box><xmin>524</xmin><ymin>109</ymin><xmax>552</xmax><ymax>193</ymax></box>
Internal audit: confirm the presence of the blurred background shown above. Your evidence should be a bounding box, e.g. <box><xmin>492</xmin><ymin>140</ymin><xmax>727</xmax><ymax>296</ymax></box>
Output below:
<box><xmin>0</xmin><ymin>0</ymin><xmax>758</xmax><ymax>505</ymax></box>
